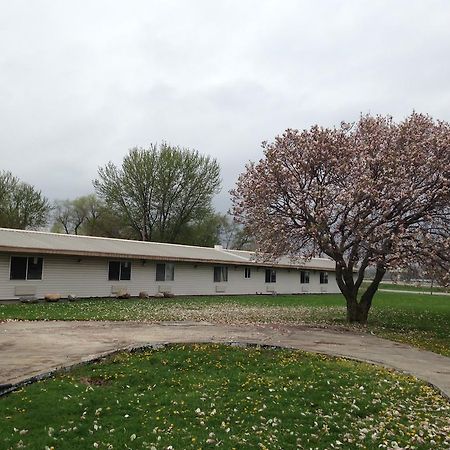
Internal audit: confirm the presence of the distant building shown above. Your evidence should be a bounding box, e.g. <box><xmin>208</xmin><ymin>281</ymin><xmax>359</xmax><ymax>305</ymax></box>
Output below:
<box><xmin>0</xmin><ymin>228</ymin><xmax>339</xmax><ymax>300</ymax></box>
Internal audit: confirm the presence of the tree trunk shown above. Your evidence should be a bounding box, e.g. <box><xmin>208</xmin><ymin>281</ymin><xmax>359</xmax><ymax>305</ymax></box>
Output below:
<box><xmin>341</xmin><ymin>264</ymin><xmax>386</xmax><ymax>324</ymax></box>
<box><xmin>346</xmin><ymin>299</ymin><xmax>370</xmax><ymax>323</ymax></box>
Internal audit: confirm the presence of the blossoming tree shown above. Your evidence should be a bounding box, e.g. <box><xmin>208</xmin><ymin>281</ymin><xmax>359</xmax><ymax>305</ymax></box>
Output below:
<box><xmin>232</xmin><ymin>113</ymin><xmax>450</xmax><ymax>323</ymax></box>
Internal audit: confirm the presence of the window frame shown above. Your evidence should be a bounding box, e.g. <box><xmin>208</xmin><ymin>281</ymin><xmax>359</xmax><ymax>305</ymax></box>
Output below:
<box><xmin>265</xmin><ymin>268</ymin><xmax>277</xmax><ymax>283</ymax></box>
<box><xmin>120</xmin><ymin>261</ymin><xmax>131</xmax><ymax>281</ymax></box>
<box><xmin>156</xmin><ymin>262</ymin><xmax>175</xmax><ymax>282</ymax></box>
<box><xmin>244</xmin><ymin>267</ymin><xmax>251</xmax><ymax>279</ymax></box>
<box><xmin>108</xmin><ymin>260</ymin><xmax>132</xmax><ymax>281</ymax></box>
<box><xmin>320</xmin><ymin>271</ymin><xmax>329</xmax><ymax>284</ymax></box>
<box><xmin>300</xmin><ymin>270</ymin><xmax>310</xmax><ymax>284</ymax></box>
<box><xmin>214</xmin><ymin>266</ymin><xmax>228</xmax><ymax>282</ymax></box>
<box><xmin>10</xmin><ymin>256</ymin><xmax>44</xmax><ymax>281</ymax></box>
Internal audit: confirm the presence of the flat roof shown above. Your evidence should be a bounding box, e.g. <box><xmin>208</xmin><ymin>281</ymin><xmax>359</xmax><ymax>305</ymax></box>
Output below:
<box><xmin>0</xmin><ymin>228</ymin><xmax>336</xmax><ymax>271</ymax></box>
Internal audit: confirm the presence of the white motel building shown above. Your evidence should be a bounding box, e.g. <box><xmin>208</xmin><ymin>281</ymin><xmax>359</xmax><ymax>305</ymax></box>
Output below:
<box><xmin>0</xmin><ymin>228</ymin><xmax>340</xmax><ymax>300</ymax></box>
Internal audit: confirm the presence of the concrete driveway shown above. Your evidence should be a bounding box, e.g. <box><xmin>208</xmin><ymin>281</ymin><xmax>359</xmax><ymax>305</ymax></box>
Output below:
<box><xmin>1</xmin><ymin>320</ymin><xmax>449</xmax><ymax>398</ymax></box>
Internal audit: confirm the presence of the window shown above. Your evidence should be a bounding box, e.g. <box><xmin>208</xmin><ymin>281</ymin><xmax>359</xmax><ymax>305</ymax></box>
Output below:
<box><xmin>320</xmin><ymin>271</ymin><xmax>329</xmax><ymax>284</ymax></box>
<box><xmin>108</xmin><ymin>261</ymin><xmax>120</xmax><ymax>280</ymax></box>
<box><xmin>244</xmin><ymin>267</ymin><xmax>251</xmax><ymax>279</ymax></box>
<box><xmin>27</xmin><ymin>257</ymin><xmax>43</xmax><ymax>280</ymax></box>
<box><xmin>108</xmin><ymin>261</ymin><xmax>132</xmax><ymax>281</ymax></box>
<box><xmin>300</xmin><ymin>270</ymin><xmax>310</xmax><ymax>284</ymax></box>
<box><xmin>10</xmin><ymin>256</ymin><xmax>43</xmax><ymax>280</ymax></box>
<box><xmin>156</xmin><ymin>263</ymin><xmax>165</xmax><ymax>281</ymax></box>
<box><xmin>10</xmin><ymin>257</ymin><xmax>27</xmax><ymax>280</ymax></box>
<box><xmin>156</xmin><ymin>263</ymin><xmax>175</xmax><ymax>281</ymax></box>
<box><xmin>121</xmin><ymin>262</ymin><xmax>131</xmax><ymax>280</ymax></box>
<box><xmin>214</xmin><ymin>266</ymin><xmax>228</xmax><ymax>282</ymax></box>
<box><xmin>265</xmin><ymin>268</ymin><xmax>276</xmax><ymax>283</ymax></box>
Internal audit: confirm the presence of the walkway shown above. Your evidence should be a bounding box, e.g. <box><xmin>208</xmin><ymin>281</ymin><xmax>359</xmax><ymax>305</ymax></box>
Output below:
<box><xmin>1</xmin><ymin>321</ymin><xmax>449</xmax><ymax>398</ymax></box>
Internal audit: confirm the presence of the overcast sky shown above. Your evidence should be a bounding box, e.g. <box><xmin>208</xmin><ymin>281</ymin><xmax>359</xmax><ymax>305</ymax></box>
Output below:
<box><xmin>1</xmin><ymin>0</ymin><xmax>450</xmax><ymax>211</ymax></box>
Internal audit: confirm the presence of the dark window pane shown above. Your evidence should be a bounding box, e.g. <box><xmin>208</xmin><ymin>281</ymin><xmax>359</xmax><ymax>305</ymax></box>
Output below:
<box><xmin>109</xmin><ymin>261</ymin><xmax>120</xmax><ymax>280</ymax></box>
<box><xmin>265</xmin><ymin>269</ymin><xmax>276</xmax><ymax>283</ymax></box>
<box><xmin>222</xmin><ymin>267</ymin><xmax>228</xmax><ymax>282</ymax></box>
<box><xmin>27</xmin><ymin>257</ymin><xmax>43</xmax><ymax>280</ymax></box>
<box><xmin>156</xmin><ymin>263</ymin><xmax>165</xmax><ymax>281</ymax></box>
<box><xmin>301</xmin><ymin>271</ymin><xmax>310</xmax><ymax>284</ymax></box>
<box><xmin>120</xmin><ymin>261</ymin><xmax>131</xmax><ymax>281</ymax></box>
<box><xmin>166</xmin><ymin>263</ymin><xmax>175</xmax><ymax>281</ymax></box>
<box><xmin>244</xmin><ymin>267</ymin><xmax>251</xmax><ymax>279</ymax></box>
<box><xmin>10</xmin><ymin>256</ymin><xmax>27</xmax><ymax>280</ymax></box>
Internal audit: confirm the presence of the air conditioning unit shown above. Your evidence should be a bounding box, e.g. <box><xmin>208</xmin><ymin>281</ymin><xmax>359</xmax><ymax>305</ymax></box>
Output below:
<box><xmin>158</xmin><ymin>285</ymin><xmax>172</xmax><ymax>293</ymax></box>
<box><xmin>15</xmin><ymin>286</ymin><xmax>36</xmax><ymax>296</ymax></box>
<box><xmin>111</xmin><ymin>285</ymin><xmax>127</xmax><ymax>294</ymax></box>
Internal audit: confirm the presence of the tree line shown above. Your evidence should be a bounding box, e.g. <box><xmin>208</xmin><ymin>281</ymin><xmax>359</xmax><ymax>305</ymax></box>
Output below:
<box><xmin>1</xmin><ymin>143</ymin><xmax>253</xmax><ymax>249</ymax></box>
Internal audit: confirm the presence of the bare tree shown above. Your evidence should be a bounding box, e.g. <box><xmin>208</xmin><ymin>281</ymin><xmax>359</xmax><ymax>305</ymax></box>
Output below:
<box><xmin>218</xmin><ymin>214</ymin><xmax>255</xmax><ymax>250</ymax></box>
<box><xmin>52</xmin><ymin>199</ymin><xmax>86</xmax><ymax>235</ymax></box>
<box><xmin>52</xmin><ymin>195</ymin><xmax>131</xmax><ymax>238</ymax></box>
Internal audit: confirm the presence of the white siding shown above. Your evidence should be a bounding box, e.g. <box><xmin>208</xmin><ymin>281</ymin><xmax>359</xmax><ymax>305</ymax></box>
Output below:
<box><xmin>0</xmin><ymin>253</ymin><xmax>340</xmax><ymax>300</ymax></box>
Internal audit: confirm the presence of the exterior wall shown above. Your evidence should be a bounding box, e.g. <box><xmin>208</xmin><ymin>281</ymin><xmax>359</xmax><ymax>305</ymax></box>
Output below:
<box><xmin>0</xmin><ymin>253</ymin><xmax>340</xmax><ymax>300</ymax></box>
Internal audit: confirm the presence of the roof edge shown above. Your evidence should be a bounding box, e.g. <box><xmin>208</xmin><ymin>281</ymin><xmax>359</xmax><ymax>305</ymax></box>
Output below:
<box><xmin>0</xmin><ymin>246</ymin><xmax>337</xmax><ymax>272</ymax></box>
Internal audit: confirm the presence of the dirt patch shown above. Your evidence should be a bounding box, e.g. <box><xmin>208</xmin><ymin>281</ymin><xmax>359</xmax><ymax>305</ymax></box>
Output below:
<box><xmin>78</xmin><ymin>376</ymin><xmax>111</xmax><ymax>387</ymax></box>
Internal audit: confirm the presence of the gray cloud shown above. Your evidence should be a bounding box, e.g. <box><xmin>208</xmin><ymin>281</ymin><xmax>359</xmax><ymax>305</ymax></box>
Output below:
<box><xmin>1</xmin><ymin>0</ymin><xmax>450</xmax><ymax>211</ymax></box>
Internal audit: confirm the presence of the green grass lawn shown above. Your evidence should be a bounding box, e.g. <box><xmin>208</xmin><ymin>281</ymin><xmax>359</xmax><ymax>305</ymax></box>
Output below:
<box><xmin>1</xmin><ymin>344</ymin><xmax>448</xmax><ymax>450</ymax></box>
<box><xmin>364</xmin><ymin>281</ymin><xmax>449</xmax><ymax>294</ymax></box>
<box><xmin>1</xmin><ymin>291</ymin><xmax>449</xmax><ymax>356</ymax></box>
